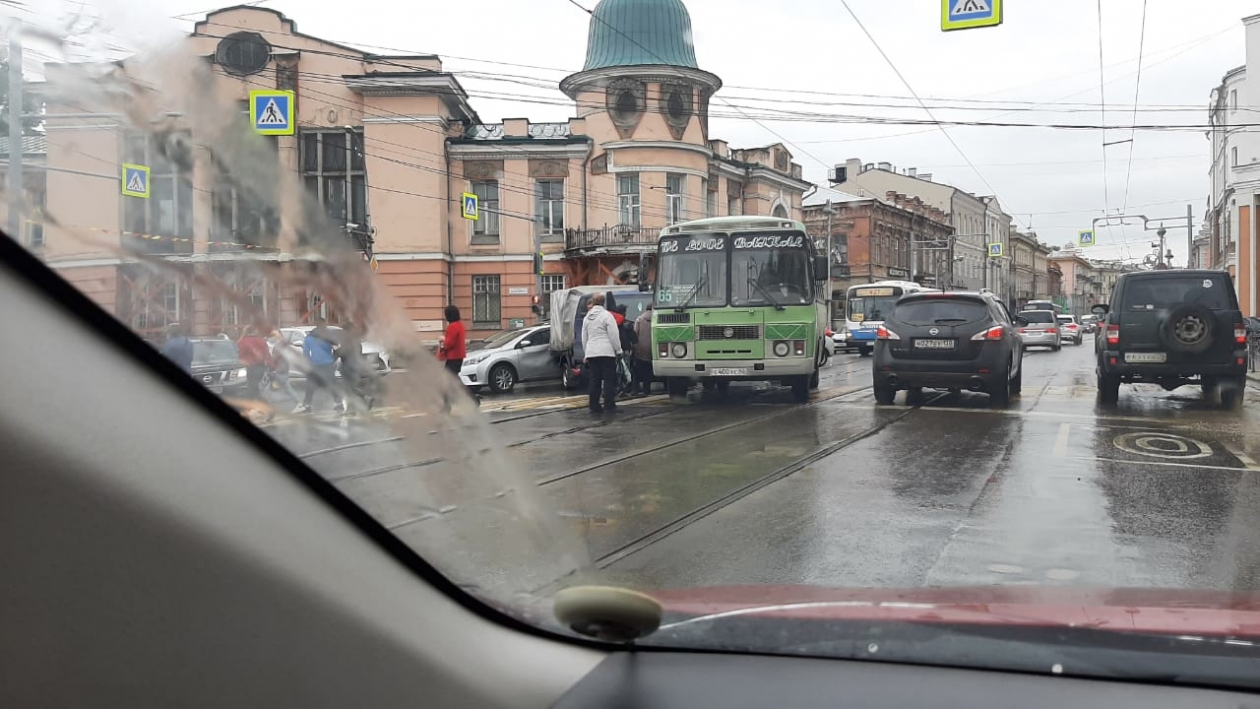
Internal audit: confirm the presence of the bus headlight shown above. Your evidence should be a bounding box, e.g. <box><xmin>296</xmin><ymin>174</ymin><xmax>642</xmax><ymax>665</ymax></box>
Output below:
<box><xmin>670</xmin><ymin>343</ymin><xmax>687</xmax><ymax>358</ymax></box>
<box><xmin>773</xmin><ymin>341</ymin><xmax>790</xmax><ymax>357</ymax></box>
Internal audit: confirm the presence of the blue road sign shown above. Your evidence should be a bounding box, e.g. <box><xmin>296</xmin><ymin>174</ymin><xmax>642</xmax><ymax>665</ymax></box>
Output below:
<box><xmin>121</xmin><ymin>163</ymin><xmax>150</xmax><ymax>199</ymax></box>
<box><xmin>1078</xmin><ymin>230</ymin><xmax>1096</xmax><ymax>247</ymax></box>
<box><xmin>250</xmin><ymin>90</ymin><xmax>294</xmax><ymax>136</ymax></box>
<box><xmin>462</xmin><ymin>192</ymin><xmax>479</xmax><ymax>221</ymax></box>
<box><xmin>942</xmin><ymin>0</ymin><xmax>1002</xmax><ymax>32</ymax></box>
<box><xmin>988</xmin><ymin>242</ymin><xmax>1004</xmax><ymax>258</ymax></box>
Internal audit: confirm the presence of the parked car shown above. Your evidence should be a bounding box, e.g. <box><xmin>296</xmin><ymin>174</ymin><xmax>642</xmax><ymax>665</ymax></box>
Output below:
<box><xmin>1015</xmin><ymin>310</ymin><xmax>1062</xmax><ymax>351</ymax></box>
<box><xmin>549</xmin><ymin>286</ymin><xmax>652</xmax><ymax>389</ymax></box>
<box><xmin>274</xmin><ymin>326</ymin><xmax>392</xmax><ymax>379</ymax></box>
<box><xmin>189</xmin><ymin>338</ymin><xmax>249</xmax><ymax>396</ymax></box>
<box><xmin>459</xmin><ymin>323</ymin><xmax>554</xmax><ymax>394</ymax></box>
<box><xmin>1094</xmin><ymin>269</ymin><xmax>1248</xmax><ymax>408</ymax></box>
<box><xmin>1056</xmin><ymin>314</ymin><xmax>1084</xmax><ymax>345</ymax></box>
<box><xmin>872</xmin><ymin>290</ymin><xmax>1026</xmax><ymax>406</ymax></box>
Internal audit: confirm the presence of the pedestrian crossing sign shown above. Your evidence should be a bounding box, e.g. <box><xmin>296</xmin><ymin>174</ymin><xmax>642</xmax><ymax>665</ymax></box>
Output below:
<box><xmin>121</xmin><ymin>163</ymin><xmax>150</xmax><ymax>199</ymax></box>
<box><xmin>942</xmin><ymin>0</ymin><xmax>1002</xmax><ymax>32</ymax></box>
<box><xmin>1078</xmin><ymin>229</ymin><xmax>1096</xmax><ymax>247</ymax></box>
<box><xmin>461</xmin><ymin>192</ymin><xmax>479</xmax><ymax>221</ymax></box>
<box><xmin>250</xmin><ymin>90</ymin><xmax>295</xmax><ymax>136</ymax></box>
<box><xmin>988</xmin><ymin>242</ymin><xmax>1003</xmax><ymax>258</ymax></box>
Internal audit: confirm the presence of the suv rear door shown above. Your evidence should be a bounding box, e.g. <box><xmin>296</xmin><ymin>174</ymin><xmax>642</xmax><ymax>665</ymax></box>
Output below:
<box><xmin>1114</xmin><ymin>272</ymin><xmax>1240</xmax><ymax>365</ymax></box>
<box><xmin>886</xmin><ymin>294</ymin><xmax>993</xmax><ymax>361</ymax></box>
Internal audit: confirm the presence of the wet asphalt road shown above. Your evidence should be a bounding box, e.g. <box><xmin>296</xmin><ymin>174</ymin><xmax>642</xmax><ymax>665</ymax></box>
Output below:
<box><xmin>260</xmin><ymin>345</ymin><xmax>1260</xmax><ymax>601</ymax></box>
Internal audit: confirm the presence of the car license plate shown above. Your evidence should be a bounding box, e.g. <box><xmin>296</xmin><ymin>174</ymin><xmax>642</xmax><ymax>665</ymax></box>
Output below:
<box><xmin>711</xmin><ymin>367</ymin><xmax>748</xmax><ymax>376</ymax></box>
<box><xmin>913</xmin><ymin>339</ymin><xmax>954</xmax><ymax>349</ymax></box>
<box><xmin>1125</xmin><ymin>352</ymin><xmax>1167</xmax><ymax>363</ymax></box>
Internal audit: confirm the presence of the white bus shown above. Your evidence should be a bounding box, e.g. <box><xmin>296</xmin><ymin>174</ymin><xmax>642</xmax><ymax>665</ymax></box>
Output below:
<box><xmin>844</xmin><ymin>280</ymin><xmax>929</xmax><ymax>357</ymax></box>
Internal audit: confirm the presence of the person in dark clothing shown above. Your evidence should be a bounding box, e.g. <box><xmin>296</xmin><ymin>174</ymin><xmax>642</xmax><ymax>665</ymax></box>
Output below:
<box><xmin>632</xmin><ymin>303</ymin><xmax>654</xmax><ymax>395</ymax></box>
<box><xmin>236</xmin><ymin>325</ymin><xmax>271</xmax><ymax>399</ymax></box>
<box><xmin>298</xmin><ymin>318</ymin><xmax>342</xmax><ymax>413</ymax></box>
<box><xmin>612</xmin><ymin>304</ymin><xmax>637</xmax><ymax>398</ymax></box>
<box><xmin>160</xmin><ymin>323</ymin><xmax>194</xmax><ymax>375</ymax></box>
<box><xmin>341</xmin><ymin>321</ymin><xmax>381</xmax><ymax>410</ymax></box>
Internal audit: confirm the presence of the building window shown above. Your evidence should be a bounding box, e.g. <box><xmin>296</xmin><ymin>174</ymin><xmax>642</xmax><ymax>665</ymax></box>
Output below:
<box><xmin>618</xmin><ymin>173</ymin><xmax>640</xmax><ymax>227</ymax></box>
<box><xmin>472</xmin><ymin>275</ymin><xmax>501</xmax><ymax>328</ymax></box>
<box><xmin>1231</xmin><ymin>89</ymin><xmax>1238</xmax><ymax>111</ymax></box>
<box><xmin>300</xmin><ymin>129</ymin><xmax>367</xmax><ymax>232</ymax></box>
<box><xmin>535</xmin><ymin>179</ymin><xmax>564</xmax><ymax>241</ymax></box>
<box><xmin>704</xmin><ymin>180</ymin><xmax>717</xmax><ymax>218</ymax></box>
<box><xmin>471</xmin><ymin>180</ymin><xmax>500</xmax><ymax>242</ymax></box>
<box><xmin>772</xmin><ymin>204</ymin><xmax>789</xmax><ymax>219</ymax></box>
<box><xmin>728</xmin><ymin>183</ymin><xmax>741</xmax><ymax>216</ymax></box>
<box><xmin>666</xmin><ymin>173</ymin><xmax>686</xmax><ymax>224</ymax></box>
<box><xmin>1232</xmin><ymin>147</ymin><xmax>1239</xmax><ymax>167</ymax></box>
<box><xmin>211</xmin><ymin>139</ymin><xmax>280</xmax><ymax>251</ymax></box>
<box><xmin>123</xmin><ymin>132</ymin><xmax>194</xmax><ymax>254</ymax></box>
<box><xmin>541</xmin><ymin>274</ymin><xmax>566</xmax><ymax>317</ymax></box>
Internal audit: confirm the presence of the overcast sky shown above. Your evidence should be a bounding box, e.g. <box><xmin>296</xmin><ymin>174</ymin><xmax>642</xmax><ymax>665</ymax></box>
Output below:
<box><xmin>15</xmin><ymin>0</ymin><xmax>1259</xmax><ymax>263</ymax></box>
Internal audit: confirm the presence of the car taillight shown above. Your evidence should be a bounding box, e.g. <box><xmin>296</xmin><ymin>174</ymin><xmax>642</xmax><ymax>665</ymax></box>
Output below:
<box><xmin>1067</xmin><ymin>324</ymin><xmax>1078</xmax><ymax>329</ymax></box>
<box><xmin>1236</xmin><ymin>325</ymin><xmax>1247</xmax><ymax>344</ymax></box>
<box><xmin>1045</xmin><ymin>328</ymin><xmax>1057</xmax><ymax>334</ymax></box>
<box><xmin>971</xmin><ymin>325</ymin><xmax>1004</xmax><ymax>341</ymax></box>
<box><xmin>1106</xmin><ymin>324</ymin><xmax>1119</xmax><ymax>346</ymax></box>
<box><xmin>793</xmin><ymin>340</ymin><xmax>806</xmax><ymax>356</ymax></box>
<box><xmin>876</xmin><ymin>325</ymin><xmax>900</xmax><ymax>340</ymax></box>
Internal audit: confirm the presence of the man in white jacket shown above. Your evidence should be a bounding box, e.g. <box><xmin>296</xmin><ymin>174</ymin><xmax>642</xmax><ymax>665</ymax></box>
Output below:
<box><xmin>581</xmin><ymin>293</ymin><xmax>623</xmax><ymax>413</ymax></box>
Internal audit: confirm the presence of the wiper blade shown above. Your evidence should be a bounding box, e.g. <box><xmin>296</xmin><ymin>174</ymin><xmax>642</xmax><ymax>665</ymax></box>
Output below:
<box><xmin>677</xmin><ymin>276</ymin><xmax>707</xmax><ymax>311</ymax></box>
<box><xmin>747</xmin><ymin>278</ymin><xmax>785</xmax><ymax>311</ymax></box>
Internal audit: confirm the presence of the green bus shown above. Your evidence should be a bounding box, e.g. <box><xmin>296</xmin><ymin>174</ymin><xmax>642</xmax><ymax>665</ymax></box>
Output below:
<box><xmin>648</xmin><ymin>215</ymin><xmax>830</xmax><ymax>402</ymax></box>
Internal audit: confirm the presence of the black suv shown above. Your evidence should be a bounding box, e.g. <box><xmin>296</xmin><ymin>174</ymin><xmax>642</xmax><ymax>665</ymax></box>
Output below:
<box><xmin>1093</xmin><ymin>270</ymin><xmax>1248</xmax><ymax>408</ymax></box>
<box><xmin>872</xmin><ymin>290</ymin><xmax>1026</xmax><ymax>406</ymax></box>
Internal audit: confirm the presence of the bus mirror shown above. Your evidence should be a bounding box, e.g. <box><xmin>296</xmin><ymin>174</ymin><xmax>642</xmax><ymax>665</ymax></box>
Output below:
<box><xmin>814</xmin><ymin>255</ymin><xmax>829</xmax><ymax>281</ymax></box>
<box><xmin>639</xmin><ymin>253</ymin><xmax>655</xmax><ymax>292</ymax></box>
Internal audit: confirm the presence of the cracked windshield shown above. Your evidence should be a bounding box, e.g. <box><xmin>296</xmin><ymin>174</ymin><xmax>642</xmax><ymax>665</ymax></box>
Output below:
<box><xmin>13</xmin><ymin>0</ymin><xmax>1260</xmax><ymax>683</ymax></box>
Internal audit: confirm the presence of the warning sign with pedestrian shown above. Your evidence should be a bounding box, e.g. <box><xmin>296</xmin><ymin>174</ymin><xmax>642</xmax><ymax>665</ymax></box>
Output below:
<box><xmin>461</xmin><ymin>192</ymin><xmax>479</xmax><ymax>221</ymax></box>
<box><xmin>988</xmin><ymin>242</ymin><xmax>1003</xmax><ymax>258</ymax></box>
<box><xmin>249</xmin><ymin>90</ymin><xmax>295</xmax><ymax>136</ymax></box>
<box><xmin>942</xmin><ymin>0</ymin><xmax>1002</xmax><ymax>32</ymax></box>
<box><xmin>121</xmin><ymin>163</ymin><xmax>150</xmax><ymax>199</ymax></box>
<box><xmin>1078</xmin><ymin>229</ymin><xmax>1096</xmax><ymax>247</ymax></box>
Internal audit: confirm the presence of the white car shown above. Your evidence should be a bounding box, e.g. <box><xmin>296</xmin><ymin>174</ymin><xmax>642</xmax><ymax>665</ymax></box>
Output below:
<box><xmin>274</xmin><ymin>326</ymin><xmax>392</xmax><ymax>379</ymax></box>
<box><xmin>459</xmin><ymin>323</ymin><xmax>554</xmax><ymax>394</ymax></box>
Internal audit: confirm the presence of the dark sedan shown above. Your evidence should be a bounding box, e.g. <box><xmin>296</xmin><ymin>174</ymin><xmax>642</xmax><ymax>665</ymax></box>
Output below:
<box><xmin>190</xmin><ymin>338</ymin><xmax>249</xmax><ymax>396</ymax></box>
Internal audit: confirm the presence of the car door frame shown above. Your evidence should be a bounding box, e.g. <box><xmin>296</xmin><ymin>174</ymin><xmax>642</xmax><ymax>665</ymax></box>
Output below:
<box><xmin>992</xmin><ymin>299</ymin><xmax>1023</xmax><ymax>375</ymax></box>
<box><xmin>514</xmin><ymin>326</ymin><xmax>553</xmax><ymax>382</ymax></box>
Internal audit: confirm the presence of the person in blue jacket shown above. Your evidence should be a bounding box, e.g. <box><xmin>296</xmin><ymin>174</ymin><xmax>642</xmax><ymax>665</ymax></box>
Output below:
<box><xmin>297</xmin><ymin>318</ymin><xmax>343</xmax><ymax>413</ymax></box>
<box><xmin>160</xmin><ymin>323</ymin><xmax>194</xmax><ymax>375</ymax></box>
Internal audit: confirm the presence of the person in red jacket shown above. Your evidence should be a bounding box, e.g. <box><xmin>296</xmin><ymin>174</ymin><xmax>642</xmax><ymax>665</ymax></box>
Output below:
<box><xmin>438</xmin><ymin>305</ymin><xmax>480</xmax><ymax>408</ymax></box>
<box><xmin>236</xmin><ymin>325</ymin><xmax>271</xmax><ymax>400</ymax></box>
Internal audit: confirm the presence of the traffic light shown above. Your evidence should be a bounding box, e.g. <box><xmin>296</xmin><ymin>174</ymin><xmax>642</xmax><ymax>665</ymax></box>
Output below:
<box><xmin>533</xmin><ymin>251</ymin><xmax>544</xmax><ymax>276</ymax></box>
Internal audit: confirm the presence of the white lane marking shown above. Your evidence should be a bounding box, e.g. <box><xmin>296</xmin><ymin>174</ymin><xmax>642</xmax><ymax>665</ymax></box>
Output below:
<box><xmin>401</xmin><ymin>412</ymin><xmax>427</xmax><ymax>419</ymax></box>
<box><xmin>1073</xmin><ymin>456</ymin><xmax>1248</xmax><ymax>473</ymax></box>
<box><xmin>1222</xmin><ymin>442</ymin><xmax>1260</xmax><ymax>472</ymax></box>
<box><xmin>1053</xmin><ymin>423</ymin><xmax>1071</xmax><ymax>459</ymax></box>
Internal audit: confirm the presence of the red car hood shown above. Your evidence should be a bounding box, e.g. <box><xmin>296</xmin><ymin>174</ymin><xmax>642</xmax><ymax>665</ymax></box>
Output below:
<box><xmin>652</xmin><ymin>585</ymin><xmax>1260</xmax><ymax>636</ymax></box>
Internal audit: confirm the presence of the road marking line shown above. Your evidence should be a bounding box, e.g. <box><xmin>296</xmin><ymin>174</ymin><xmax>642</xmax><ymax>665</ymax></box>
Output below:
<box><xmin>1053</xmin><ymin>423</ymin><xmax>1071</xmax><ymax>459</ymax></box>
<box><xmin>1223</xmin><ymin>442</ymin><xmax>1260</xmax><ymax>472</ymax></box>
<box><xmin>401</xmin><ymin>412</ymin><xmax>427</xmax><ymax>419</ymax></box>
<box><xmin>1072</xmin><ymin>455</ymin><xmax>1249</xmax><ymax>473</ymax></box>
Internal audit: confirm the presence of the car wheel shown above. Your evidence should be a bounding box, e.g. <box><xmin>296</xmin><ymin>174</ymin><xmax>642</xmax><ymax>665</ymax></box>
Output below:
<box><xmin>990</xmin><ymin>362</ymin><xmax>1012</xmax><ymax>406</ymax></box>
<box><xmin>488</xmin><ymin>363</ymin><xmax>517</xmax><ymax>393</ymax></box>
<box><xmin>1052</xmin><ymin>343</ymin><xmax>1061</xmax><ymax>352</ymax></box>
<box><xmin>1010</xmin><ymin>359</ymin><xmax>1023</xmax><ymax>397</ymax></box>
<box><xmin>809</xmin><ymin>365</ymin><xmax>820</xmax><ymax>390</ymax></box>
<box><xmin>790</xmin><ymin>376</ymin><xmax>810</xmax><ymax>403</ymax></box>
<box><xmin>873</xmin><ymin>382</ymin><xmax>896</xmax><ymax>405</ymax></box>
<box><xmin>561</xmin><ymin>362</ymin><xmax>582</xmax><ymax>390</ymax></box>
<box><xmin>1222</xmin><ymin>377</ymin><xmax>1246</xmax><ymax>410</ymax></box>
<box><xmin>1098</xmin><ymin>369</ymin><xmax>1120</xmax><ymax>404</ymax></box>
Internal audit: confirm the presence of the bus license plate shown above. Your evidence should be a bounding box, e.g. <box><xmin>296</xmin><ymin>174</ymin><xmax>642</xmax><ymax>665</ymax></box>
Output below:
<box><xmin>1125</xmin><ymin>352</ymin><xmax>1167</xmax><ymax>363</ymax></box>
<box><xmin>914</xmin><ymin>339</ymin><xmax>954</xmax><ymax>349</ymax></box>
<box><xmin>711</xmin><ymin>368</ymin><xmax>748</xmax><ymax>376</ymax></box>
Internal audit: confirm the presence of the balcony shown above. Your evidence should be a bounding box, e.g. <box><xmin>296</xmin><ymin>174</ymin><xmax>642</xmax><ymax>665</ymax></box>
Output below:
<box><xmin>565</xmin><ymin>224</ymin><xmax>661</xmax><ymax>255</ymax></box>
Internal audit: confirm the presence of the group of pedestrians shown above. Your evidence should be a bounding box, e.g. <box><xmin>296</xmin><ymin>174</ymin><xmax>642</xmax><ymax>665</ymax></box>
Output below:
<box><xmin>581</xmin><ymin>294</ymin><xmax>655</xmax><ymax>413</ymax></box>
<box><xmin>235</xmin><ymin>318</ymin><xmax>377</xmax><ymax>414</ymax></box>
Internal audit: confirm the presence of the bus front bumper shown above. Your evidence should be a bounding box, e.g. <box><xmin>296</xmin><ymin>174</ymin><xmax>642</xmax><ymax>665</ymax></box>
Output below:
<box><xmin>654</xmin><ymin>359</ymin><xmax>814</xmax><ymax>381</ymax></box>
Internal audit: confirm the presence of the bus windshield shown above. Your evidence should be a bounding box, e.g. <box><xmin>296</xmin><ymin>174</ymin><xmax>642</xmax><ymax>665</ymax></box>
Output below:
<box><xmin>656</xmin><ymin>236</ymin><xmax>727</xmax><ymax>308</ymax></box>
<box><xmin>848</xmin><ymin>287</ymin><xmax>901</xmax><ymax>323</ymax></box>
<box><xmin>731</xmin><ymin>237</ymin><xmax>812</xmax><ymax>306</ymax></box>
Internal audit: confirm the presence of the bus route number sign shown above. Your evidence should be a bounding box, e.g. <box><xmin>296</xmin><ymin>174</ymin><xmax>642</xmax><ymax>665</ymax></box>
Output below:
<box><xmin>856</xmin><ymin>287</ymin><xmax>895</xmax><ymax>297</ymax></box>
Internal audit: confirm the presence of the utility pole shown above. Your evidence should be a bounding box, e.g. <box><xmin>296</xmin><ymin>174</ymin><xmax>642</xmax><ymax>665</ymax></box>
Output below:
<box><xmin>1186</xmin><ymin>203</ymin><xmax>1193</xmax><ymax>269</ymax></box>
<box><xmin>7</xmin><ymin>25</ymin><xmax>22</xmax><ymax>241</ymax></box>
<box><xmin>823</xmin><ymin>199</ymin><xmax>835</xmax><ymax>321</ymax></box>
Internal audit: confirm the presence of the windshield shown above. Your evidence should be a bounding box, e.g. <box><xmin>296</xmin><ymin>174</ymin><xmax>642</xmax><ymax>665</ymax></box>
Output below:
<box><xmin>15</xmin><ymin>0</ymin><xmax>1260</xmax><ymax>692</ymax></box>
<box><xmin>895</xmin><ymin>299</ymin><xmax>988</xmax><ymax>325</ymax></box>
<box><xmin>655</xmin><ymin>235</ymin><xmax>728</xmax><ymax>308</ymax></box>
<box><xmin>193</xmin><ymin>340</ymin><xmax>239</xmax><ymax>365</ymax></box>
<box><xmin>731</xmin><ymin>240</ymin><xmax>813</xmax><ymax>306</ymax></box>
